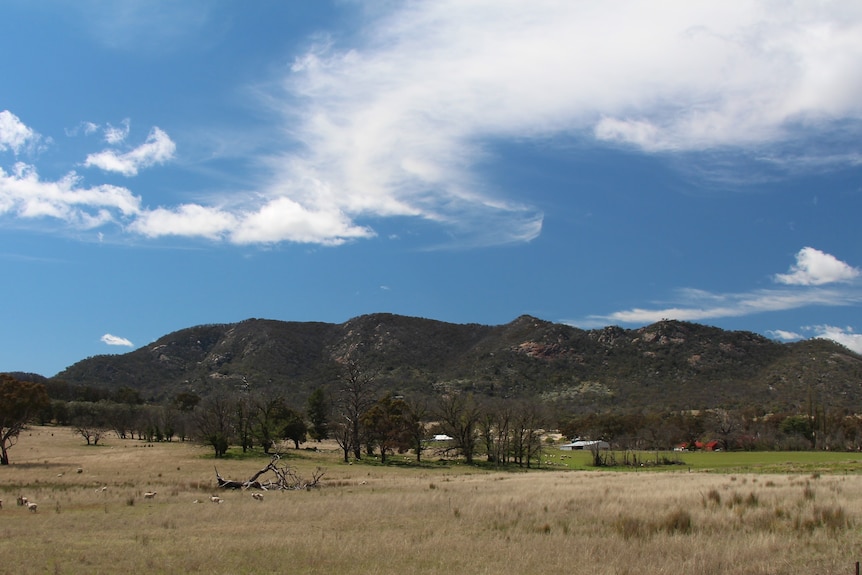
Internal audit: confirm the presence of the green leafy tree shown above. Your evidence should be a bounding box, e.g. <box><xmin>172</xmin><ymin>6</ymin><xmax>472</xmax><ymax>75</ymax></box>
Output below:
<box><xmin>402</xmin><ymin>396</ymin><xmax>429</xmax><ymax>462</ymax></box>
<box><xmin>174</xmin><ymin>392</ymin><xmax>201</xmax><ymax>413</ymax></box>
<box><xmin>362</xmin><ymin>393</ymin><xmax>409</xmax><ymax>463</ymax></box>
<box><xmin>306</xmin><ymin>387</ymin><xmax>329</xmax><ymax>441</ymax></box>
<box><xmin>281</xmin><ymin>409</ymin><xmax>308</xmax><ymax>449</ymax></box>
<box><xmin>252</xmin><ymin>395</ymin><xmax>288</xmax><ymax>454</ymax></box>
<box><xmin>780</xmin><ymin>414</ymin><xmax>814</xmax><ymax>447</ymax></box>
<box><xmin>68</xmin><ymin>401</ymin><xmax>110</xmax><ymax>445</ymax></box>
<box><xmin>0</xmin><ymin>375</ymin><xmax>50</xmax><ymax>464</ymax></box>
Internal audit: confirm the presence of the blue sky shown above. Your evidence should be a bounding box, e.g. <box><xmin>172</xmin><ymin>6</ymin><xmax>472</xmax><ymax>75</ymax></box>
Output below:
<box><xmin>2</xmin><ymin>1</ymin><xmax>862</xmax><ymax>377</ymax></box>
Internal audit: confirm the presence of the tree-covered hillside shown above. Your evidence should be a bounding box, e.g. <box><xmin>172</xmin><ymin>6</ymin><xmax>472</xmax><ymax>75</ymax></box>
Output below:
<box><xmin>49</xmin><ymin>314</ymin><xmax>862</xmax><ymax>414</ymax></box>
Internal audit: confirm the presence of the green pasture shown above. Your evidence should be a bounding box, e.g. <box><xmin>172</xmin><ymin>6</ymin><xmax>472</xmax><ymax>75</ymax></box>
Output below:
<box><xmin>547</xmin><ymin>447</ymin><xmax>862</xmax><ymax>474</ymax></box>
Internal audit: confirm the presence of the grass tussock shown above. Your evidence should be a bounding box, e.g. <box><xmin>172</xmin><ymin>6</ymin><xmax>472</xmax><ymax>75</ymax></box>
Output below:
<box><xmin>1</xmin><ymin>427</ymin><xmax>862</xmax><ymax>575</ymax></box>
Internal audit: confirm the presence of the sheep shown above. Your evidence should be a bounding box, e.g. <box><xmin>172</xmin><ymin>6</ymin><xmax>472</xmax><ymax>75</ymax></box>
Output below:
<box><xmin>0</xmin><ymin>499</ymin><xmax>3</xmax><ymax>509</ymax></box>
<box><xmin>27</xmin><ymin>502</ymin><xmax>38</xmax><ymax>513</ymax></box>
<box><xmin>251</xmin><ymin>492</ymin><xmax>264</xmax><ymax>501</ymax></box>
<box><xmin>143</xmin><ymin>491</ymin><xmax>157</xmax><ymax>499</ymax></box>
<box><xmin>17</xmin><ymin>496</ymin><xmax>28</xmax><ymax>507</ymax></box>
<box><xmin>210</xmin><ymin>495</ymin><xmax>223</xmax><ymax>503</ymax></box>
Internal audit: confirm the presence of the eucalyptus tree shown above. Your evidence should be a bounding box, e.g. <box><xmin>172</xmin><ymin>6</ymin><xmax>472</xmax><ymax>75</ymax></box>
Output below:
<box><xmin>0</xmin><ymin>375</ymin><xmax>50</xmax><ymax>464</ymax></box>
<box><xmin>362</xmin><ymin>393</ymin><xmax>409</xmax><ymax>463</ymax></box>
<box><xmin>306</xmin><ymin>387</ymin><xmax>329</xmax><ymax>442</ymax></box>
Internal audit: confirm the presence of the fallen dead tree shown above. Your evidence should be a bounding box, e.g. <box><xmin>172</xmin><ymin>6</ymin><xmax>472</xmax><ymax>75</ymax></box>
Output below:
<box><xmin>215</xmin><ymin>454</ymin><xmax>325</xmax><ymax>491</ymax></box>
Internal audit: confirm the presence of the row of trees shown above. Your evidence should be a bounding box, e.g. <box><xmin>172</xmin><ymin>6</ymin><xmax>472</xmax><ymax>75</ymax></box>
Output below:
<box><xmin>561</xmin><ymin>406</ymin><xmax>862</xmax><ymax>452</ymax></box>
<box><xmin>325</xmin><ymin>359</ymin><xmax>548</xmax><ymax>467</ymax></box>
<box><xmin>5</xmin><ymin>366</ymin><xmax>862</xmax><ymax>467</ymax></box>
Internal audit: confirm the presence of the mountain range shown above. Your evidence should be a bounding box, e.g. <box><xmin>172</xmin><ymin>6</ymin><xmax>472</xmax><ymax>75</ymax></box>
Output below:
<box><xmin>41</xmin><ymin>313</ymin><xmax>862</xmax><ymax>414</ymax></box>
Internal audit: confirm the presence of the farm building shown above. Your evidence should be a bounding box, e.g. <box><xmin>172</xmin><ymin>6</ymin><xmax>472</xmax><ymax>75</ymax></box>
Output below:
<box><xmin>559</xmin><ymin>439</ymin><xmax>610</xmax><ymax>451</ymax></box>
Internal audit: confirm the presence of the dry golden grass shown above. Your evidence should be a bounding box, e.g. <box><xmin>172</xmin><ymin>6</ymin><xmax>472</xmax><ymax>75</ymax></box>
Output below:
<box><xmin>2</xmin><ymin>427</ymin><xmax>862</xmax><ymax>574</ymax></box>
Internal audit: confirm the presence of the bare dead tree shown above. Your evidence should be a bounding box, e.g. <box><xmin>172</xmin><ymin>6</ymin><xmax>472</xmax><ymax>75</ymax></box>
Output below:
<box><xmin>335</xmin><ymin>358</ymin><xmax>378</xmax><ymax>460</ymax></box>
<box><xmin>435</xmin><ymin>392</ymin><xmax>481</xmax><ymax>464</ymax></box>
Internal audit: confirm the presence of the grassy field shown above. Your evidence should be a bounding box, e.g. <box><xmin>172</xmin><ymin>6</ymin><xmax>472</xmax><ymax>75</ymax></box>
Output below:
<box><xmin>2</xmin><ymin>428</ymin><xmax>862</xmax><ymax>574</ymax></box>
<box><xmin>544</xmin><ymin>448</ymin><xmax>862</xmax><ymax>474</ymax></box>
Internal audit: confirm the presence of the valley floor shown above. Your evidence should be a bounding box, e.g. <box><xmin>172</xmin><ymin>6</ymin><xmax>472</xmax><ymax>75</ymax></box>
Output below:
<box><xmin>1</xmin><ymin>428</ymin><xmax>861</xmax><ymax>574</ymax></box>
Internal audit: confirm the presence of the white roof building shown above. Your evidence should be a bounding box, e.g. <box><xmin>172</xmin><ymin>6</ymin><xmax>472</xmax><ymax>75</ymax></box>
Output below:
<box><xmin>559</xmin><ymin>439</ymin><xmax>609</xmax><ymax>451</ymax></box>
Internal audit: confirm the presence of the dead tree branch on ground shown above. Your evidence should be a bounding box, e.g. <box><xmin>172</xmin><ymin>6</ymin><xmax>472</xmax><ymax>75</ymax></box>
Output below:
<box><xmin>215</xmin><ymin>454</ymin><xmax>324</xmax><ymax>491</ymax></box>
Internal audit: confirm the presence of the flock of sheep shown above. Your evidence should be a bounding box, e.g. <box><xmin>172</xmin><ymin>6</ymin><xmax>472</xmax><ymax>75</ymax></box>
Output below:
<box><xmin>3</xmin><ymin>470</ymin><xmax>273</xmax><ymax>514</ymax></box>
<box><xmin>0</xmin><ymin>495</ymin><xmax>39</xmax><ymax>512</ymax></box>
<box><xmin>1</xmin><ymin>489</ymin><xmax>266</xmax><ymax>514</ymax></box>
<box><xmin>144</xmin><ymin>491</ymin><xmax>265</xmax><ymax>504</ymax></box>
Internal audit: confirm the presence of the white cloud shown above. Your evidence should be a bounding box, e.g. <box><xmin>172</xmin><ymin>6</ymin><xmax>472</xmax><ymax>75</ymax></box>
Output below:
<box><xmin>0</xmin><ymin>162</ymin><xmax>141</xmax><ymax>228</ymax></box>
<box><xmin>84</xmin><ymin>127</ymin><xmax>176</xmax><ymax>176</ymax></box>
<box><xmin>0</xmin><ymin>110</ymin><xmax>38</xmax><ymax>154</ymax></box>
<box><xmin>129</xmin><ymin>204</ymin><xmax>238</xmax><ymax>241</ymax></box>
<box><xmin>572</xmin><ymin>249</ymin><xmax>861</xmax><ymax>328</ymax></box>
<box><xmin>767</xmin><ymin>329</ymin><xmax>803</xmax><ymax>341</ymax></box>
<box><xmin>251</xmin><ymin>1</ymin><xmax>862</xmax><ymax>246</ymax></box>
<box><xmin>229</xmin><ymin>197</ymin><xmax>375</xmax><ymax>246</ymax></box>
<box><xmin>769</xmin><ymin>325</ymin><xmax>862</xmax><ymax>353</ymax></box>
<box><xmin>101</xmin><ymin>333</ymin><xmax>133</xmax><ymax>347</ymax></box>
<box><xmin>65</xmin><ymin>121</ymin><xmax>101</xmax><ymax>138</ymax></box>
<box><xmin>8</xmin><ymin>2</ymin><xmax>862</xmax><ymax>247</ymax></box>
<box><xmin>580</xmin><ymin>286</ymin><xmax>861</xmax><ymax>327</ymax></box>
<box><xmin>104</xmin><ymin>119</ymin><xmax>130</xmax><ymax>145</ymax></box>
<box><xmin>811</xmin><ymin>325</ymin><xmax>862</xmax><ymax>354</ymax></box>
<box><xmin>774</xmin><ymin>247</ymin><xmax>860</xmax><ymax>286</ymax></box>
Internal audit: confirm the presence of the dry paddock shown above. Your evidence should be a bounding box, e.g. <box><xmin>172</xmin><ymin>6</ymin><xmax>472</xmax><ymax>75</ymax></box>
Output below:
<box><xmin>2</xmin><ymin>427</ymin><xmax>862</xmax><ymax>575</ymax></box>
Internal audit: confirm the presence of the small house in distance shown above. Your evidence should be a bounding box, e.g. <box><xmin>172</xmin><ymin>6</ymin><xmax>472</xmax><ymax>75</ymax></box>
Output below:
<box><xmin>559</xmin><ymin>438</ymin><xmax>610</xmax><ymax>451</ymax></box>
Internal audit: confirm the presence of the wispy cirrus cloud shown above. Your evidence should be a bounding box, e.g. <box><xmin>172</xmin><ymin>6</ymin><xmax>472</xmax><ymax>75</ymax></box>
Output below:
<box><xmin>767</xmin><ymin>329</ymin><xmax>804</xmax><ymax>342</ymax></box>
<box><xmin>5</xmin><ymin>2</ymin><xmax>862</xmax><ymax>247</ymax></box>
<box><xmin>103</xmin><ymin>119</ymin><xmax>131</xmax><ymax>145</ymax></box>
<box><xmin>810</xmin><ymin>325</ymin><xmax>862</xmax><ymax>354</ymax></box>
<box><xmin>246</xmin><ymin>1</ymin><xmax>862</xmax><ymax>246</ymax></box>
<box><xmin>101</xmin><ymin>333</ymin><xmax>133</xmax><ymax>347</ymax></box>
<box><xmin>572</xmin><ymin>248</ymin><xmax>861</xmax><ymax>329</ymax></box>
<box><xmin>769</xmin><ymin>325</ymin><xmax>862</xmax><ymax>354</ymax></box>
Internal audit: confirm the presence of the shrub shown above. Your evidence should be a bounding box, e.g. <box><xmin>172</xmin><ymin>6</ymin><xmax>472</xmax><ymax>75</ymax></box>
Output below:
<box><xmin>703</xmin><ymin>489</ymin><xmax>721</xmax><ymax>507</ymax></box>
<box><xmin>812</xmin><ymin>505</ymin><xmax>848</xmax><ymax>532</ymax></box>
<box><xmin>662</xmin><ymin>509</ymin><xmax>693</xmax><ymax>535</ymax></box>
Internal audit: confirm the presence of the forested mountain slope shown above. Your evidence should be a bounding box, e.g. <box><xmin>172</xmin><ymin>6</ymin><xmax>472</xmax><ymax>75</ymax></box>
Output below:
<box><xmin>51</xmin><ymin>314</ymin><xmax>862</xmax><ymax>413</ymax></box>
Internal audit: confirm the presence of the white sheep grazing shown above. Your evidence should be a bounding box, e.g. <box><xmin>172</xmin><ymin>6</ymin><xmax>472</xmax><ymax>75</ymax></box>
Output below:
<box><xmin>27</xmin><ymin>502</ymin><xmax>38</xmax><ymax>513</ymax></box>
<box><xmin>210</xmin><ymin>495</ymin><xmax>223</xmax><ymax>503</ymax></box>
<box><xmin>251</xmin><ymin>492</ymin><xmax>263</xmax><ymax>501</ymax></box>
<box><xmin>143</xmin><ymin>491</ymin><xmax>157</xmax><ymax>499</ymax></box>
